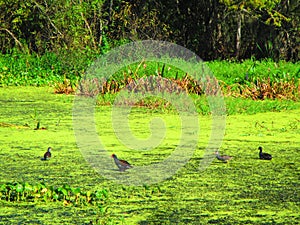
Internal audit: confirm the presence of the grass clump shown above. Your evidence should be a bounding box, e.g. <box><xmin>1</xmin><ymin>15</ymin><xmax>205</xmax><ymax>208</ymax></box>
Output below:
<box><xmin>1</xmin><ymin>50</ymin><xmax>299</xmax><ymax>101</ymax></box>
<box><xmin>207</xmin><ymin>59</ymin><xmax>300</xmax><ymax>85</ymax></box>
<box><xmin>0</xmin><ymin>51</ymin><xmax>62</xmax><ymax>86</ymax></box>
<box><xmin>0</xmin><ymin>182</ymin><xmax>108</xmax><ymax>206</ymax></box>
<box><xmin>78</xmin><ymin>59</ymin><xmax>299</xmax><ymax>104</ymax></box>
<box><xmin>0</xmin><ymin>49</ymin><xmax>96</xmax><ymax>87</ymax></box>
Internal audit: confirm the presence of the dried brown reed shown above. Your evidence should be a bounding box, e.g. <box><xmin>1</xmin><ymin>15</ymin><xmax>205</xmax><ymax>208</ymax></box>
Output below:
<box><xmin>222</xmin><ymin>77</ymin><xmax>299</xmax><ymax>100</ymax></box>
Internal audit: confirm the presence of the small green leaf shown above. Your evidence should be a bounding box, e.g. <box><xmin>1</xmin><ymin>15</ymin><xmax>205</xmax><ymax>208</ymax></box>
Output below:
<box><xmin>15</xmin><ymin>183</ymin><xmax>23</xmax><ymax>193</ymax></box>
<box><xmin>71</xmin><ymin>187</ymin><xmax>80</xmax><ymax>195</ymax></box>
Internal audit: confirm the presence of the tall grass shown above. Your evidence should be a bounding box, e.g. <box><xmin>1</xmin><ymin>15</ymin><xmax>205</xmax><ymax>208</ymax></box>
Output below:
<box><xmin>207</xmin><ymin>59</ymin><xmax>300</xmax><ymax>85</ymax></box>
<box><xmin>0</xmin><ymin>49</ymin><xmax>97</xmax><ymax>86</ymax></box>
<box><xmin>0</xmin><ymin>51</ymin><xmax>299</xmax><ymax>101</ymax></box>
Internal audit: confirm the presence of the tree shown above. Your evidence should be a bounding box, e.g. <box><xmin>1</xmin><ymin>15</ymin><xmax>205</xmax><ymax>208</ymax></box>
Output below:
<box><xmin>219</xmin><ymin>0</ymin><xmax>290</xmax><ymax>58</ymax></box>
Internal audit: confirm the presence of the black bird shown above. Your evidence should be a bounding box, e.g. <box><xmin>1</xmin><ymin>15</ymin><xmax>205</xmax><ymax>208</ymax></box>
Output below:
<box><xmin>42</xmin><ymin>147</ymin><xmax>52</xmax><ymax>160</ymax></box>
<box><xmin>111</xmin><ymin>154</ymin><xmax>132</xmax><ymax>171</ymax></box>
<box><xmin>258</xmin><ymin>146</ymin><xmax>272</xmax><ymax>160</ymax></box>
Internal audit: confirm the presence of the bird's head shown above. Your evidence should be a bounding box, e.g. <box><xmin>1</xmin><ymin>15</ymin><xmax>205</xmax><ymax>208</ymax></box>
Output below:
<box><xmin>258</xmin><ymin>146</ymin><xmax>263</xmax><ymax>151</ymax></box>
<box><xmin>48</xmin><ymin>147</ymin><xmax>52</xmax><ymax>152</ymax></box>
<box><xmin>111</xmin><ymin>154</ymin><xmax>116</xmax><ymax>158</ymax></box>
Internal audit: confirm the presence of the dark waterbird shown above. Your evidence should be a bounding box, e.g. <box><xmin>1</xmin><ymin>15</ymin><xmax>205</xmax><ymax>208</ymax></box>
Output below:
<box><xmin>111</xmin><ymin>154</ymin><xmax>132</xmax><ymax>171</ymax></box>
<box><xmin>215</xmin><ymin>150</ymin><xmax>233</xmax><ymax>163</ymax></box>
<box><xmin>258</xmin><ymin>146</ymin><xmax>272</xmax><ymax>160</ymax></box>
<box><xmin>41</xmin><ymin>147</ymin><xmax>52</xmax><ymax>160</ymax></box>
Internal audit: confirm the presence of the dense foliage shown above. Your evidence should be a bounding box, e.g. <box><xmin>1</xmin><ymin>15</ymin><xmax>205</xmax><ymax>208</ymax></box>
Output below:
<box><xmin>0</xmin><ymin>0</ymin><xmax>299</xmax><ymax>61</ymax></box>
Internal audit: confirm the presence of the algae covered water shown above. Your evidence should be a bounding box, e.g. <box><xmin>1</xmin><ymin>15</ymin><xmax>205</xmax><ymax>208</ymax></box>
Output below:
<box><xmin>0</xmin><ymin>87</ymin><xmax>299</xmax><ymax>224</ymax></box>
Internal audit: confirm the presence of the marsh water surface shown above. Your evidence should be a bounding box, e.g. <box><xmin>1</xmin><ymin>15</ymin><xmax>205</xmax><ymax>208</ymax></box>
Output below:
<box><xmin>0</xmin><ymin>87</ymin><xmax>299</xmax><ymax>224</ymax></box>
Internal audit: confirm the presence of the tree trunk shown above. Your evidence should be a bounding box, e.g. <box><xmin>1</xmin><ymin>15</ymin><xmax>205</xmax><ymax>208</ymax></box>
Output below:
<box><xmin>236</xmin><ymin>12</ymin><xmax>242</xmax><ymax>58</ymax></box>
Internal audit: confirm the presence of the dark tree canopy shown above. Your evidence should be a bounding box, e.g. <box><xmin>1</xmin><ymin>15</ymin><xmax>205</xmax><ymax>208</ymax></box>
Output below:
<box><xmin>0</xmin><ymin>0</ymin><xmax>299</xmax><ymax>61</ymax></box>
